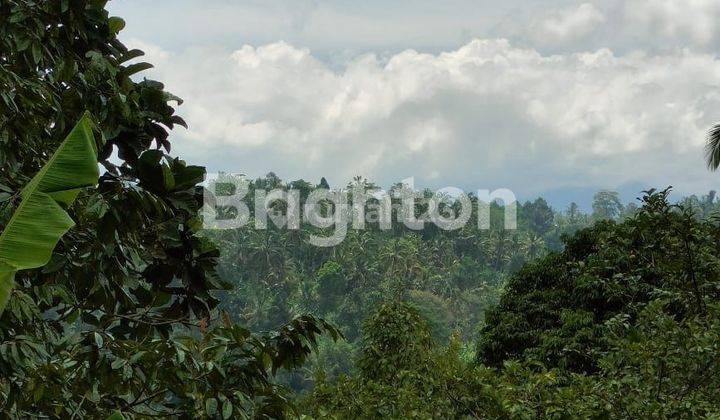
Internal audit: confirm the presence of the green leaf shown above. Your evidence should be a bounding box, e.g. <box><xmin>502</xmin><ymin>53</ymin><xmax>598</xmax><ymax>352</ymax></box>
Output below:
<box><xmin>137</xmin><ymin>150</ymin><xmax>176</xmax><ymax>192</ymax></box>
<box><xmin>171</xmin><ymin>115</ymin><xmax>188</xmax><ymax>128</ymax></box>
<box><xmin>0</xmin><ymin>192</ymin><xmax>75</xmax><ymax>269</ymax></box>
<box><xmin>0</xmin><ymin>265</ymin><xmax>15</xmax><ymax>315</ymax></box>
<box><xmin>106</xmin><ymin>411</ymin><xmax>125</xmax><ymax>420</ymax></box>
<box><xmin>108</xmin><ymin>17</ymin><xmax>125</xmax><ymax>34</ymax></box>
<box><xmin>222</xmin><ymin>400</ymin><xmax>233</xmax><ymax>419</ymax></box>
<box><xmin>124</xmin><ymin>62</ymin><xmax>153</xmax><ymax>77</ymax></box>
<box><xmin>0</xmin><ymin>114</ymin><xmax>98</xmax><ymax>315</ymax></box>
<box><xmin>111</xmin><ymin>358</ymin><xmax>126</xmax><ymax>370</ymax></box>
<box><xmin>94</xmin><ymin>332</ymin><xmax>104</xmax><ymax>348</ymax></box>
<box><xmin>205</xmin><ymin>398</ymin><xmax>218</xmax><ymax>415</ymax></box>
<box><xmin>8</xmin><ymin>12</ymin><xmax>26</xmax><ymax>23</ymax></box>
<box><xmin>31</xmin><ymin>43</ymin><xmax>42</xmax><ymax>64</ymax></box>
<box><xmin>118</xmin><ymin>49</ymin><xmax>145</xmax><ymax>64</ymax></box>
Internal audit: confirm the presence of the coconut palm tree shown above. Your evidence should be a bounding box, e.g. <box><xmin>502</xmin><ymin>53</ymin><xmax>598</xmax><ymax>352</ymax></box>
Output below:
<box><xmin>520</xmin><ymin>232</ymin><xmax>546</xmax><ymax>260</ymax></box>
<box><xmin>482</xmin><ymin>229</ymin><xmax>513</xmax><ymax>270</ymax></box>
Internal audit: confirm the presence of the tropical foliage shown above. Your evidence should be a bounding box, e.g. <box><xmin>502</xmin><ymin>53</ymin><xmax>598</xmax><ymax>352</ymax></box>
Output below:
<box><xmin>2</xmin><ymin>1</ymin><xmax>720</xmax><ymax>418</ymax></box>
<box><xmin>305</xmin><ymin>189</ymin><xmax>720</xmax><ymax>418</ymax></box>
<box><xmin>0</xmin><ymin>2</ymin><xmax>337</xmax><ymax>417</ymax></box>
<box><xmin>203</xmin><ymin>173</ymin><xmax>684</xmax><ymax>391</ymax></box>
<box><xmin>0</xmin><ymin>114</ymin><xmax>98</xmax><ymax>314</ymax></box>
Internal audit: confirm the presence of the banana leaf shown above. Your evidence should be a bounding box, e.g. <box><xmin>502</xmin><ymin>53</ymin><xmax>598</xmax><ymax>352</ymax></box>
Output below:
<box><xmin>0</xmin><ymin>113</ymin><xmax>99</xmax><ymax>314</ymax></box>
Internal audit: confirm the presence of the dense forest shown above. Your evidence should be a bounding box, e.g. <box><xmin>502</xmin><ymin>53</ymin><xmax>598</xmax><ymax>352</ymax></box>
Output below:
<box><xmin>1</xmin><ymin>2</ymin><xmax>719</xmax><ymax>418</ymax></box>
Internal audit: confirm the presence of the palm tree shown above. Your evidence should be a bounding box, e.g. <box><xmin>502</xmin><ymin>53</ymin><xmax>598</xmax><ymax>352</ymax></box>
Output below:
<box><xmin>705</xmin><ymin>124</ymin><xmax>720</xmax><ymax>170</ymax></box>
<box><xmin>520</xmin><ymin>232</ymin><xmax>546</xmax><ymax>260</ymax></box>
<box><xmin>482</xmin><ymin>229</ymin><xmax>513</xmax><ymax>270</ymax></box>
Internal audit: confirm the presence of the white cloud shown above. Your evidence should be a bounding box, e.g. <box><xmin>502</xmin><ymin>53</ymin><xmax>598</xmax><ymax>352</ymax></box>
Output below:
<box><xmin>623</xmin><ymin>0</ymin><xmax>720</xmax><ymax>46</ymax></box>
<box><xmin>109</xmin><ymin>0</ymin><xmax>534</xmax><ymax>53</ymax></box>
<box><xmin>131</xmin><ymin>37</ymin><xmax>720</xmax><ymax>198</ymax></box>
<box><xmin>493</xmin><ymin>0</ymin><xmax>720</xmax><ymax>54</ymax></box>
<box><xmin>111</xmin><ymin>0</ymin><xmax>720</xmax><ymax>58</ymax></box>
<box><xmin>529</xmin><ymin>3</ymin><xmax>605</xmax><ymax>46</ymax></box>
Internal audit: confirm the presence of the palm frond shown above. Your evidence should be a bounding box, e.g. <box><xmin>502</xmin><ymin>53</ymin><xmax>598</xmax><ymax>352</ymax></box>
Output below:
<box><xmin>705</xmin><ymin>124</ymin><xmax>720</xmax><ymax>170</ymax></box>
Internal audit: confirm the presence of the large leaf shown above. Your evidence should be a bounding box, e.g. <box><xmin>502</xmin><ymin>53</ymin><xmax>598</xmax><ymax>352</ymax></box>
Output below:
<box><xmin>0</xmin><ymin>263</ymin><xmax>14</xmax><ymax>315</ymax></box>
<box><xmin>106</xmin><ymin>410</ymin><xmax>126</xmax><ymax>420</ymax></box>
<box><xmin>0</xmin><ymin>113</ymin><xmax>98</xmax><ymax>315</ymax></box>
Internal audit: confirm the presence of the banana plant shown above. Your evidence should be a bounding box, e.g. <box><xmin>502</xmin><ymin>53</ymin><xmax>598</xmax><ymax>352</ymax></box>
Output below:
<box><xmin>0</xmin><ymin>113</ymin><xmax>99</xmax><ymax>315</ymax></box>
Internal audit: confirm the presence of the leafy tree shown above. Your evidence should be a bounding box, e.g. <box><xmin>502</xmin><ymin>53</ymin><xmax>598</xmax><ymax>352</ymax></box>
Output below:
<box><xmin>406</xmin><ymin>290</ymin><xmax>455</xmax><ymax>344</ymax></box>
<box><xmin>357</xmin><ymin>301</ymin><xmax>434</xmax><ymax>383</ymax></box>
<box><xmin>0</xmin><ymin>2</ymin><xmax>337</xmax><ymax>417</ymax></box>
<box><xmin>315</xmin><ymin>261</ymin><xmax>347</xmax><ymax>312</ymax></box>
<box><xmin>567</xmin><ymin>202</ymin><xmax>582</xmax><ymax>224</ymax></box>
<box><xmin>524</xmin><ymin>197</ymin><xmax>554</xmax><ymax>234</ymax></box>
<box><xmin>679</xmin><ymin>190</ymin><xmax>717</xmax><ymax>219</ymax></box>
<box><xmin>477</xmin><ymin>188</ymin><xmax>720</xmax><ymax>372</ymax></box>
<box><xmin>591</xmin><ymin>190</ymin><xmax>624</xmax><ymax>220</ymax></box>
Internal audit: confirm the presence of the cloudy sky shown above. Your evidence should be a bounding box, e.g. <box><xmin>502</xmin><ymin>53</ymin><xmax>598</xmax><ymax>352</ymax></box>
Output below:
<box><xmin>108</xmin><ymin>0</ymin><xmax>720</xmax><ymax>207</ymax></box>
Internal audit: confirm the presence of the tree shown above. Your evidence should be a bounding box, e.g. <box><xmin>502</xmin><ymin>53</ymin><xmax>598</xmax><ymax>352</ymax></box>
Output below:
<box><xmin>566</xmin><ymin>202</ymin><xmax>583</xmax><ymax>224</ymax></box>
<box><xmin>520</xmin><ymin>232</ymin><xmax>545</xmax><ymax>260</ymax></box>
<box><xmin>477</xmin><ymin>188</ymin><xmax>720</xmax><ymax>372</ymax></box>
<box><xmin>0</xmin><ymin>2</ymin><xmax>337</xmax><ymax>417</ymax></box>
<box><xmin>315</xmin><ymin>261</ymin><xmax>347</xmax><ymax>313</ymax></box>
<box><xmin>591</xmin><ymin>190</ymin><xmax>623</xmax><ymax>220</ymax></box>
<box><xmin>524</xmin><ymin>197</ymin><xmax>554</xmax><ymax>234</ymax></box>
<box><xmin>482</xmin><ymin>228</ymin><xmax>513</xmax><ymax>270</ymax></box>
<box><xmin>357</xmin><ymin>301</ymin><xmax>434</xmax><ymax>383</ymax></box>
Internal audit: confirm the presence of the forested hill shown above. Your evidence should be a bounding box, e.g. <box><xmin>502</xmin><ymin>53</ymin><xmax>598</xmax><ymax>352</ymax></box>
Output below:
<box><xmin>302</xmin><ymin>188</ymin><xmax>720</xmax><ymax>418</ymax></box>
<box><xmin>204</xmin><ymin>174</ymin><xmax>720</xmax><ymax>400</ymax></box>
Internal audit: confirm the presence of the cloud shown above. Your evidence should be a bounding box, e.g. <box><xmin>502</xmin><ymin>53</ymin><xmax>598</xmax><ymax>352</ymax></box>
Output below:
<box><xmin>528</xmin><ymin>3</ymin><xmax>605</xmax><ymax>46</ymax></box>
<box><xmin>129</xmin><ymin>37</ymin><xmax>720</xmax><ymax>198</ymax></box>
<box><xmin>109</xmin><ymin>0</ymin><xmax>531</xmax><ymax>54</ymax></box>
<box><xmin>502</xmin><ymin>0</ymin><xmax>720</xmax><ymax>53</ymax></box>
<box><xmin>623</xmin><ymin>0</ymin><xmax>720</xmax><ymax>46</ymax></box>
<box><xmin>111</xmin><ymin>0</ymin><xmax>720</xmax><ymax>56</ymax></box>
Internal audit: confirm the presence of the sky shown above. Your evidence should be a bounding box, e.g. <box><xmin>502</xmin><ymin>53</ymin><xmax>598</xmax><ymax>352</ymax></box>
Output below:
<box><xmin>107</xmin><ymin>0</ymin><xmax>720</xmax><ymax>209</ymax></box>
